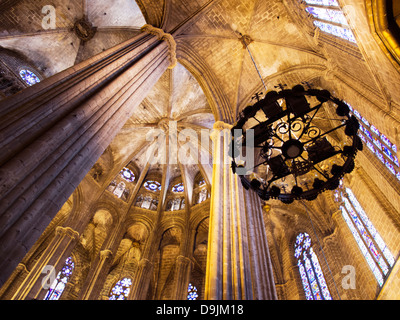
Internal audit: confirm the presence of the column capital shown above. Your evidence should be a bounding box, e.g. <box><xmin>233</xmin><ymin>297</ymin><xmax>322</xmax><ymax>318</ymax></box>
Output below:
<box><xmin>99</xmin><ymin>249</ymin><xmax>113</xmax><ymax>260</ymax></box>
<box><xmin>213</xmin><ymin>121</ymin><xmax>233</xmax><ymax>131</ymax></box>
<box><xmin>141</xmin><ymin>24</ymin><xmax>177</xmax><ymax>69</ymax></box>
<box><xmin>210</xmin><ymin>121</ymin><xmax>233</xmax><ymax>142</ymax></box>
<box><xmin>55</xmin><ymin>226</ymin><xmax>80</xmax><ymax>240</ymax></box>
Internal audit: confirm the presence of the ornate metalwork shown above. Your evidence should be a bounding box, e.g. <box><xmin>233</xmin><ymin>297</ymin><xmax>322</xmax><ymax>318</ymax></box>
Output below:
<box><xmin>230</xmin><ymin>85</ymin><xmax>362</xmax><ymax>203</ymax></box>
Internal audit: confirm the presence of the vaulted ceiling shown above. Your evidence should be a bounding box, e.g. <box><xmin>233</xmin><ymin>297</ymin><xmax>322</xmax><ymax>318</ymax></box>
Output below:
<box><xmin>1</xmin><ymin>0</ymin><xmax>398</xmax><ymax>199</ymax></box>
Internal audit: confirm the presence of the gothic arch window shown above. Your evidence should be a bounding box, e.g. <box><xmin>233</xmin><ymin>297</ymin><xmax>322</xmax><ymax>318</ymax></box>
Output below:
<box><xmin>19</xmin><ymin>69</ymin><xmax>41</xmax><ymax>86</ymax></box>
<box><xmin>336</xmin><ymin>185</ymin><xmax>395</xmax><ymax>286</ymax></box>
<box><xmin>165</xmin><ymin>197</ymin><xmax>185</xmax><ymax>211</ymax></box>
<box><xmin>193</xmin><ymin>177</ymin><xmax>210</xmax><ymax>205</ymax></box>
<box><xmin>294</xmin><ymin>233</ymin><xmax>332</xmax><ymax>300</ymax></box>
<box><xmin>304</xmin><ymin>0</ymin><xmax>356</xmax><ymax>43</ymax></box>
<box><xmin>346</xmin><ymin>102</ymin><xmax>399</xmax><ymax>182</ymax></box>
<box><xmin>187</xmin><ymin>283</ymin><xmax>199</xmax><ymax>300</ymax></box>
<box><xmin>109</xmin><ymin>277</ymin><xmax>132</xmax><ymax>300</ymax></box>
<box><xmin>107</xmin><ymin>167</ymin><xmax>136</xmax><ymax>201</ymax></box>
<box><xmin>44</xmin><ymin>256</ymin><xmax>74</xmax><ymax>300</ymax></box>
<box><xmin>113</xmin><ymin>181</ymin><xmax>126</xmax><ymax>198</ymax></box>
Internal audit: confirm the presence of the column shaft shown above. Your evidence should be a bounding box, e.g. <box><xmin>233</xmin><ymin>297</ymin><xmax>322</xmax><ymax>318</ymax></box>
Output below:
<box><xmin>0</xmin><ymin>29</ymin><xmax>174</xmax><ymax>286</ymax></box>
<box><xmin>205</xmin><ymin>121</ymin><xmax>277</xmax><ymax>300</ymax></box>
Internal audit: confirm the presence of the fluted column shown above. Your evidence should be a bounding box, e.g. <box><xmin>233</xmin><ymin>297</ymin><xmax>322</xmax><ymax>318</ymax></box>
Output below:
<box><xmin>79</xmin><ymin>249</ymin><xmax>113</xmax><ymax>300</ymax></box>
<box><xmin>173</xmin><ymin>255</ymin><xmax>193</xmax><ymax>300</ymax></box>
<box><xmin>11</xmin><ymin>226</ymin><xmax>79</xmax><ymax>300</ymax></box>
<box><xmin>0</xmin><ymin>25</ymin><xmax>176</xmax><ymax>286</ymax></box>
<box><xmin>243</xmin><ymin>189</ymin><xmax>277</xmax><ymax>300</ymax></box>
<box><xmin>205</xmin><ymin>121</ymin><xmax>277</xmax><ymax>300</ymax></box>
<box><xmin>128</xmin><ymin>258</ymin><xmax>153</xmax><ymax>300</ymax></box>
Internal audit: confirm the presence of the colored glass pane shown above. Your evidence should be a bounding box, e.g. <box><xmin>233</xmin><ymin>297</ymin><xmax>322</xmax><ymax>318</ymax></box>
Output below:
<box><xmin>382</xmin><ymin>145</ymin><xmax>394</xmax><ymax>161</ymax></box>
<box><xmin>172</xmin><ymin>182</ymin><xmax>184</xmax><ymax>193</ymax></box>
<box><xmin>380</xmin><ymin>134</ymin><xmax>392</xmax><ymax>148</ymax></box>
<box><xmin>346</xmin><ymin>188</ymin><xmax>394</xmax><ymax>266</ymax></box>
<box><xmin>304</xmin><ymin>0</ymin><xmax>339</xmax><ymax>6</ymax></box>
<box><xmin>120</xmin><ymin>167</ymin><xmax>135</xmax><ymax>182</ymax></box>
<box><xmin>385</xmin><ymin>161</ymin><xmax>396</xmax><ymax>175</ymax></box>
<box><xmin>310</xmin><ymin>248</ymin><xmax>331</xmax><ymax>299</ymax></box>
<box><xmin>370</xmin><ymin>125</ymin><xmax>380</xmax><ymax>136</ymax></box>
<box><xmin>44</xmin><ymin>257</ymin><xmax>74</xmax><ymax>300</ymax></box>
<box><xmin>313</xmin><ymin>20</ymin><xmax>356</xmax><ymax>42</ymax></box>
<box><xmin>340</xmin><ymin>206</ymin><xmax>384</xmax><ymax>286</ymax></box>
<box><xmin>187</xmin><ymin>283</ymin><xmax>199</xmax><ymax>300</ymax></box>
<box><xmin>294</xmin><ymin>233</ymin><xmax>332</xmax><ymax>300</ymax></box>
<box><xmin>362</xmin><ymin>127</ymin><xmax>373</xmax><ymax>140</ymax></box>
<box><xmin>19</xmin><ymin>69</ymin><xmax>40</xmax><ymax>86</ymax></box>
<box><xmin>144</xmin><ymin>180</ymin><xmax>161</xmax><ymax>191</ymax></box>
<box><xmin>306</xmin><ymin>7</ymin><xmax>348</xmax><ymax>25</ymax></box>
<box><xmin>298</xmin><ymin>260</ymin><xmax>313</xmax><ymax>300</ymax></box>
<box><xmin>366</xmin><ymin>141</ymin><xmax>375</xmax><ymax>153</ymax></box>
<box><xmin>109</xmin><ymin>278</ymin><xmax>132</xmax><ymax>300</ymax></box>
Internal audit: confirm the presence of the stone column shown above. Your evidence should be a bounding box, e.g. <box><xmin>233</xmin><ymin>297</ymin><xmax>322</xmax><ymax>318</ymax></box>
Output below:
<box><xmin>204</xmin><ymin>121</ymin><xmax>277</xmax><ymax>300</ymax></box>
<box><xmin>0</xmin><ymin>25</ymin><xmax>176</xmax><ymax>286</ymax></box>
<box><xmin>173</xmin><ymin>255</ymin><xmax>193</xmax><ymax>300</ymax></box>
<box><xmin>11</xmin><ymin>226</ymin><xmax>79</xmax><ymax>300</ymax></box>
<box><xmin>79</xmin><ymin>249</ymin><xmax>113</xmax><ymax>300</ymax></box>
<box><xmin>128</xmin><ymin>258</ymin><xmax>153</xmax><ymax>300</ymax></box>
<box><xmin>243</xmin><ymin>189</ymin><xmax>277</xmax><ymax>300</ymax></box>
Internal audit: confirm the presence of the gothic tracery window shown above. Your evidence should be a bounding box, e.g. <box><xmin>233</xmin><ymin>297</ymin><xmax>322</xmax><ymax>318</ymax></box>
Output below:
<box><xmin>44</xmin><ymin>256</ymin><xmax>74</xmax><ymax>300</ymax></box>
<box><xmin>303</xmin><ymin>0</ymin><xmax>356</xmax><ymax>43</ymax></box>
<box><xmin>187</xmin><ymin>283</ymin><xmax>199</xmax><ymax>300</ymax></box>
<box><xmin>294</xmin><ymin>233</ymin><xmax>332</xmax><ymax>300</ymax></box>
<box><xmin>120</xmin><ymin>167</ymin><xmax>135</xmax><ymax>182</ymax></box>
<box><xmin>109</xmin><ymin>277</ymin><xmax>132</xmax><ymax>300</ymax></box>
<box><xmin>346</xmin><ymin>103</ymin><xmax>399</xmax><ymax>182</ymax></box>
<box><xmin>193</xmin><ymin>176</ymin><xmax>210</xmax><ymax>205</ymax></box>
<box><xmin>172</xmin><ymin>182</ymin><xmax>184</xmax><ymax>193</ymax></box>
<box><xmin>336</xmin><ymin>185</ymin><xmax>395</xmax><ymax>286</ymax></box>
<box><xmin>144</xmin><ymin>180</ymin><xmax>162</xmax><ymax>192</ymax></box>
<box><xmin>107</xmin><ymin>167</ymin><xmax>136</xmax><ymax>201</ymax></box>
<box><xmin>19</xmin><ymin>69</ymin><xmax>40</xmax><ymax>86</ymax></box>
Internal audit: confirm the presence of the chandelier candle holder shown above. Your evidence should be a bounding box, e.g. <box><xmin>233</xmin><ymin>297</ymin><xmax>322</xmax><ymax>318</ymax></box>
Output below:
<box><xmin>230</xmin><ymin>85</ymin><xmax>363</xmax><ymax>204</ymax></box>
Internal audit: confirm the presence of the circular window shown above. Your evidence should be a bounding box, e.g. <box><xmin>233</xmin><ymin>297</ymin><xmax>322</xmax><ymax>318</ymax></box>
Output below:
<box><xmin>19</xmin><ymin>69</ymin><xmax>40</xmax><ymax>86</ymax></box>
<box><xmin>144</xmin><ymin>180</ymin><xmax>161</xmax><ymax>192</ymax></box>
<box><xmin>172</xmin><ymin>182</ymin><xmax>184</xmax><ymax>193</ymax></box>
<box><xmin>120</xmin><ymin>167</ymin><xmax>135</xmax><ymax>182</ymax></box>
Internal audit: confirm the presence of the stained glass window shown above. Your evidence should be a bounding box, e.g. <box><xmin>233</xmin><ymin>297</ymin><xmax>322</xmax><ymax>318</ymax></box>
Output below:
<box><xmin>346</xmin><ymin>102</ymin><xmax>399</xmax><ymax>182</ymax></box>
<box><xmin>135</xmin><ymin>195</ymin><xmax>158</xmax><ymax>210</ymax></box>
<box><xmin>44</xmin><ymin>257</ymin><xmax>74</xmax><ymax>300</ymax></box>
<box><xmin>304</xmin><ymin>0</ymin><xmax>339</xmax><ymax>6</ymax></box>
<box><xmin>335</xmin><ymin>185</ymin><xmax>395</xmax><ymax>286</ymax></box>
<box><xmin>198</xmin><ymin>188</ymin><xmax>208</xmax><ymax>204</ymax></box>
<box><xmin>120</xmin><ymin>167</ymin><xmax>135</xmax><ymax>182</ymax></box>
<box><xmin>109</xmin><ymin>278</ymin><xmax>132</xmax><ymax>300</ymax></box>
<box><xmin>294</xmin><ymin>233</ymin><xmax>332</xmax><ymax>300</ymax></box>
<box><xmin>113</xmin><ymin>181</ymin><xmax>126</xmax><ymax>199</ymax></box>
<box><xmin>144</xmin><ymin>180</ymin><xmax>162</xmax><ymax>192</ymax></box>
<box><xmin>172</xmin><ymin>182</ymin><xmax>184</xmax><ymax>193</ymax></box>
<box><xmin>187</xmin><ymin>283</ymin><xmax>199</xmax><ymax>300</ymax></box>
<box><xmin>19</xmin><ymin>69</ymin><xmax>40</xmax><ymax>86</ymax></box>
<box><xmin>304</xmin><ymin>0</ymin><xmax>356</xmax><ymax>43</ymax></box>
<box><xmin>306</xmin><ymin>7</ymin><xmax>348</xmax><ymax>25</ymax></box>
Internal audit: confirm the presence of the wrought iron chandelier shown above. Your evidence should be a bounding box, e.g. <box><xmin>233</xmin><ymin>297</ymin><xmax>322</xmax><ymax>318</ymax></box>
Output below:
<box><xmin>230</xmin><ymin>85</ymin><xmax>363</xmax><ymax>203</ymax></box>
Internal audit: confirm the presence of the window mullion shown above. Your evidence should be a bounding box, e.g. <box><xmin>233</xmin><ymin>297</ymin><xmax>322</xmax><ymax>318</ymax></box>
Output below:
<box><xmin>301</xmin><ymin>258</ymin><xmax>315</xmax><ymax>300</ymax></box>
<box><xmin>312</xmin><ymin>16</ymin><xmax>348</xmax><ymax>28</ymax></box>
<box><xmin>340</xmin><ymin>204</ymin><xmax>384</xmax><ymax>286</ymax></box>
<box><xmin>345</xmin><ymin>196</ymin><xmax>391</xmax><ymax>275</ymax></box>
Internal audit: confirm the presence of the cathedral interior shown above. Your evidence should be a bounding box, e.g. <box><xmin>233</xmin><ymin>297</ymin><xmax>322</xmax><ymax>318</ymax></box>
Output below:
<box><xmin>0</xmin><ymin>0</ymin><xmax>400</xmax><ymax>301</ymax></box>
